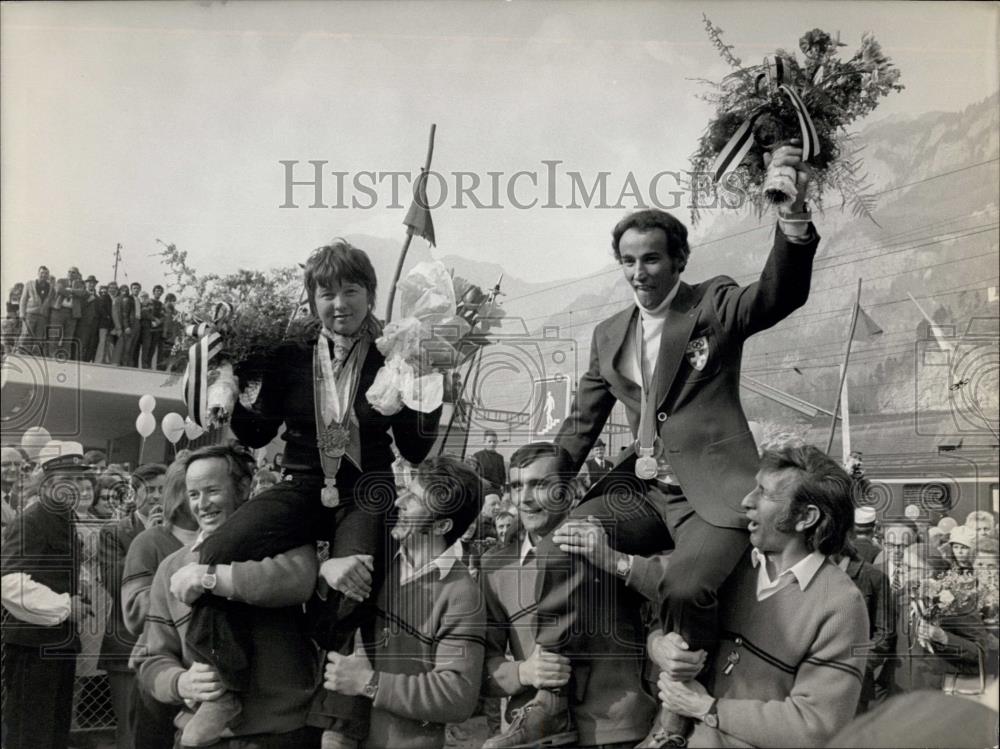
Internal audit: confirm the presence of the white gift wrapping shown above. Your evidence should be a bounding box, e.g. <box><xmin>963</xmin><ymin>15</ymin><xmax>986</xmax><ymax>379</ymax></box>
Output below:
<box><xmin>366</xmin><ymin>360</ymin><xmax>406</xmax><ymax>416</ymax></box>
<box><xmin>366</xmin><ymin>356</ymin><xmax>443</xmax><ymax>415</ymax></box>
<box><xmin>205</xmin><ymin>361</ymin><xmax>239</xmax><ymax>426</ymax></box>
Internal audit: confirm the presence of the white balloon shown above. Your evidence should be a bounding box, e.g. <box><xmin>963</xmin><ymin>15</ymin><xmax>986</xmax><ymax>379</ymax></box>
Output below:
<box><xmin>161</xmin><ymin>412</ymin><xmax>186</xmax><ymax>444</ymax></box>
<box><xmin>184</xmin><ymin>417</ymin><xmax>205</xmax><ymax>440</ymax></box>
<box><xmin>135</xmin><ymin>412</ymin><xmax>156</xmax><ymax>438</ymax></box>
<box><xmin>138</xmin><ymin>394</ymin><xmax>157</xmax><ymax>414</ymax></box>
<box><xmin>20</xmin><ymin>426</ymin><xmax>51</xmax><ymax>459</ymax></box>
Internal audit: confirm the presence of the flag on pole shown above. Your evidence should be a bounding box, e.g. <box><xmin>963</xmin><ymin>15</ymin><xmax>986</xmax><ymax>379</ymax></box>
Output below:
<box><xmin>404</xmin><ymin>168</ymin><xmax>436</xmax><ymax>247</ymax></box>
<box><xmin>854</xmin><ymin>304</ymin><xmax>883</xmax><ymax>343</ymax></box>
<box><xmin>907</xmin><ymin>292</ymin><xmax>952</xmax><ymax>352</ymax></box>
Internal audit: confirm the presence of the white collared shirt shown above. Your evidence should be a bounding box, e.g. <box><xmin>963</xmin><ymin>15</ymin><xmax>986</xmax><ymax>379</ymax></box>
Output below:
<box><xmin>519</xmin><ymin>534</ymin><xmax>537</xmax><ymax>566</ymax></box>
<box><xmin>398</xmin><ymin>542</ymin><xmax>462</xmax><ymax>586</ymax></box>
<box><xmin>751</xmin><ymin>548</ymin><xmax>826</xmax><ymax>602</ymax></box>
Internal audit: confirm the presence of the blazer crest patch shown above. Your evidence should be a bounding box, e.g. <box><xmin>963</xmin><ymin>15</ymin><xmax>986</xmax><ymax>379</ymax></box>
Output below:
<box><xmin>685</xmin><ymin>336</ymin><xmax>709</xmax><ymax>371</ymax></box>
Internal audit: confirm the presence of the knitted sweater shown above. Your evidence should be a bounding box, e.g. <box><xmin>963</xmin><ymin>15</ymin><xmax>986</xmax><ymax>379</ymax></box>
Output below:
<box><xmin>481</xmin><ymin>538</ymin><xmax>655</xmax><ymax>746</ymax></box>
<box><xmin>365</xmin><ymin>555</ymin><xmax>486</xmax><ymax>749</ymax></box>
<box><xmin>138</xmin><ymin>543</ymin><xmax>320</xmax><ymax>739</ymax></box>
<box><xmin>691</xmin><ymin>557</ymin><xmax>870</xmax><ymax>749</ymax></box>
<box><xmin>121</xmin><ymin>525</ymin><xmax>184</xmax><ymax>637</ymax></box>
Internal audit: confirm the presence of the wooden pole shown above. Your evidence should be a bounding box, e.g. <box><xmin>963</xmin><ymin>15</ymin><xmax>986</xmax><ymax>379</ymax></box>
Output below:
<box><xmin>385</xmin><ymin>124</ymin><xmax>436</xmax><ymax>323</ymax></box>
<box><xmin>825</xmin><ymin>278</ymin><xmax>862</xmax><ymax>455</ymax></box>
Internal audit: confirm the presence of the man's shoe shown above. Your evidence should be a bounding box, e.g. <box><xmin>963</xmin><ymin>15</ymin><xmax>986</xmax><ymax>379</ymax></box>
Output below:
<box><xmin>181</xmin><ymin>692</ymin><xmax>242</xmax><ymax>747</ymax></box>
<box><xmin>635</xmin><ymin>706</ymin><xmax>692</xmax><ymax>748</ymax></box>
<box><xmin>320</xmin><ymin>729</ymin><xmax>360</xmax><ymax>749</ymax></box>
<box><xmin>481</xmin><ymin>690</ymin><xmax>577</xmax><ymax>749</ymax></box>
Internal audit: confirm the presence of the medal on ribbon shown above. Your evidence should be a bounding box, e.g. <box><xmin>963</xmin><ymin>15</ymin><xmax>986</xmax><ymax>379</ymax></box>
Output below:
<box><xmin>318</xmin><ymin>423</ymin><xmax>351</xmax><ymax>459</ymax></box>
<box><xmin>635</xmin><ymin>447</ymin><xmax>658</xmax><ymax>481</ymax></box>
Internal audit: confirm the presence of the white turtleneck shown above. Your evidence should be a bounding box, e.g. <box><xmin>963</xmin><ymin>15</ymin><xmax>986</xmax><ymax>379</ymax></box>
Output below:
<box><xmin>621</xmin><ymin>280</ymin><xmax>681</xmax><ymax>387</ymax></box>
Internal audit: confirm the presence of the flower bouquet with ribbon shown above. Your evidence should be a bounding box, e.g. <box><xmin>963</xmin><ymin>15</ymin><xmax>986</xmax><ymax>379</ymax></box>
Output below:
<box><xmin>367</xmin><ymin>260</ymin><xmax>505</xmax><ymax>416</ymax></box>
<box><xmin>911</xmin><ymin>569</ymin><xmax>979</xmax><ymax>653</ymax></box>
<box><xmin>690</xmin><ymin>17</ymin><xmax>903</xmax><ymax>224</ymax></box>
<box><xmin>161</xmin><ymin>266</ymin><xmax>308</xmax><ymax>431</ymax></box>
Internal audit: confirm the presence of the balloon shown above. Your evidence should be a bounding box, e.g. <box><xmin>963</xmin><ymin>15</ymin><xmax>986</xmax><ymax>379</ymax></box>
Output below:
<box><xmin>904</xmin><ymin>503</ymin><xmax>921</xmax><ymax>520</ymax></box>
<box><xmin>20</xmin><ymin>426</ymin><xmax>51</xmax><ymax>459</ymax></box>
<box><xmin>138</xmin><ymin>394</ymin><xmax>157</xmax><ymax>414</ymax></box>
<box><xmin>937</xmin><ymin>517</ymin><xmax>958</xmax><ymax>532</ymax></box>
<box><xmin>184</xmin><ymin>417</ymin><xmax>205</xmax><ymax>441</ymax></box>
<box><xmin>161</xmin><ymin>412</ymin><xmax>186</xmax><ymax>444</ymax></box>
<box><xmin>135</xmin><ymin>412</ymin><xmax>156</xmax><ymax>439</ymax></box>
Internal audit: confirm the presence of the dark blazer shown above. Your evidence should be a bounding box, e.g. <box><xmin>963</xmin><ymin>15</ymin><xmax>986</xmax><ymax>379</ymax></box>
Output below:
<box><xmin>230</xmin><ymin>337</ymin><xmax>441</xmax><ymax>499</ymax></box>
<box><xmin>842</xmin><ymin>557</ymin><xmax>896</xmax><ymax>709</ymax></box>
<box><xmin>556</xmin><ymin>225</ymin><xmax>819</xmax><ymax>529</ymax></box>
<box><xmin>471</xmin><ymin>449</ymin><xmax>506</xmax><ymax>493</ymax></box>
<box><xmin>98</xmin><ymin>512</ymin><xmax>145</xmax><ymax>671</ymax></box>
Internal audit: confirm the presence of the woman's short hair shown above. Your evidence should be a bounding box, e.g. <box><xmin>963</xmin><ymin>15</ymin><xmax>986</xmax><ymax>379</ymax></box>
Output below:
<box><xmin>161</xmin><ymin>456</ymin><xmax>192</xmax><ymax>527</ymax></box>
<box><xmin>303</xmin><ymin>239</ymin><xmax>377</xmax><ymax>314</ymax></box>
<box><xmin>611</xmin><ymin>209</ymin><xmax>690</xmax><ymax>270</ymax></box>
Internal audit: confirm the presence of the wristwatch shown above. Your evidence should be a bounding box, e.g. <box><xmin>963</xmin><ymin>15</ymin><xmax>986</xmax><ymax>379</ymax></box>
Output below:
<box><xmin>701</xmin><ymin>699</ymin><xmax>719</xmax><ymax>729</ymax></box>
<box><xmin>363</xmin><ymin>671</ymin><xmax>380</xmax><ymax>700</ymax></box>
<box><xmin>201</xmin><ymin>564</ymin><xmax>217</xmax><ymax>592</ymax></box>
<box><xmin>615</xmin><ymin>553</ymin><xmax>633</xmax><ymax>580</ymax></box>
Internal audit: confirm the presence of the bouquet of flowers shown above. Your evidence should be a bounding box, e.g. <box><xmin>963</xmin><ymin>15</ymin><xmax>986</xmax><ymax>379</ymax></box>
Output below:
<box><xmin>366</xmin><ymin>261</ymin><xmax>505</xmax><ymax>416</ymax></box>
<box><xmin>913</xmin><ymin>569</ymin><xmax>980</xmax><ymax>652</ymax></box>
<box><xmin>158</xmin><ymin>243</ymin><xmax>309</xmax><ymax>429</ymax></box>
<box><xmin>974</xmin><ymin>568</ymin><xmax>999</xmax><ymax>624</ymax></box>
<box><xmin>690</xmin><ymin>16</ymin><xmax>903</xmax><ymax>224</ymax></box>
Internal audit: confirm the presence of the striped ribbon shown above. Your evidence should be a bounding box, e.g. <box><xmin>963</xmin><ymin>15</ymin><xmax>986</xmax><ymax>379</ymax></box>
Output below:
<box><xmin>711</xmin><ymin>56</ymin><xmax>821</xmax><ymax>182</ymax></box>
<box><xmin>181</xmin><ymin>301</ymin><xmax>232</xmax><ymax>428</ymax></box>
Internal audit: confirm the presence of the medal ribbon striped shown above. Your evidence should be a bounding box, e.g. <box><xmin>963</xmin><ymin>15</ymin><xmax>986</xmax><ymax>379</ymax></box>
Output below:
<box><xmin>711</xmin><ymin>56</ymin><xmax>820</xmax><ymax>182</ymax></box>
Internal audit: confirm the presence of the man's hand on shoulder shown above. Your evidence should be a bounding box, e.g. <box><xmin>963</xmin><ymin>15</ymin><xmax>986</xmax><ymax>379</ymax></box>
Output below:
<box><xmin>169</xmin><ymin>563</ymin><xmax>208</xmax><ymax>605</ymax></box>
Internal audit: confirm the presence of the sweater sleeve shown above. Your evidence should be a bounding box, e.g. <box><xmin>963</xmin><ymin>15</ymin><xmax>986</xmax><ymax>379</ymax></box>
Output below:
<box><xmin>228</xmin><ymin>544</ymin><xmax>317</xmax><ymax>607</ymax></box>
<box><xmin>482</xmin><ymin>572</ymin><xmax>525</xmax><ymax>698</ymax></box>
<box><xmin>137</xmin><ymin>560</ymin><xmax>187</xmax><ymax>705</ymax></box>
<box><xmin>121</xmin><ymin>533</ymin><xmax>163</xmax><ymax>636</ymax></box>
<box><xmin>716</xmin><ymin>592</ymin><xmax>869</xmax><ymax>748</ymax></box>
<box><xmin>627</xmin><ymin>552</ymin><xmax>671</xmax><ymax>603</ymax></box>
<box><xmin>372</xmin><ymin>581</ymin><xmax>486</xmax><ymax>725</ymax></box>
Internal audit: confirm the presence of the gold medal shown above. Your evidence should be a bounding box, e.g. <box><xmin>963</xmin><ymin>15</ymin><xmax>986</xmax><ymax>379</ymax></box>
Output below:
<box><xmin>318</xmin><ymin>423</ymin><xmax>350</xmax><ymax>459</ymax></box>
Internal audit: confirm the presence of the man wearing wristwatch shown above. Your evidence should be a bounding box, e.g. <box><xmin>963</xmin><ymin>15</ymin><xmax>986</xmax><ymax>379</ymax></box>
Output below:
<box><xmin>496</xmin><ymin>142</ymin><xmax>821</xmax><ymax>749</ymax></box>
<box><xmin>654</xmin><ymin>445</ymin><xmax>869</xmax><ymax>748</ymax></box>
<box><xmin>319</xmin><ymin>456</ymin><xmax>486</xmax><ymax>749</ymax></box>
<box><xmin>138</xmin><ymin>445</ymin><xmax>322</xmax><ymax>748</ymax></box>
<box><xmin>480</xmin><ymin>443</ymin><xmax>657</xmax><ymax>749</ymax></box>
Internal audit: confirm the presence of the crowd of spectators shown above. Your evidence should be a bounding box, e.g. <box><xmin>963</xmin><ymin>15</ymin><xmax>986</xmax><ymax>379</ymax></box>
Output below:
<box><xmin>2</xmin><ymin>265</ymin><xmax>180</xmax><ymax>368</ymax></box>
<box><xmin>0</xmin><ymin>435</ymin><xmax>998</xmax><ymax>749</ymax></box>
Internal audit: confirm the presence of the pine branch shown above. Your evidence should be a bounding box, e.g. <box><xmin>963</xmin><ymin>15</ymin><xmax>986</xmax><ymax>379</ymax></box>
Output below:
<box><xmin>702</xmin><ymin>14</ymin><xmax>742</xmax><ymax>68</ymax></box>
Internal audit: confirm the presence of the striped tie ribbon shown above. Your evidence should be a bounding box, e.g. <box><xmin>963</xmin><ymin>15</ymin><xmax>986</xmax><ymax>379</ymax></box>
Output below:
<box><xmin>711</xmin><ymin>56</ymin><xmax>821</xmax><ymax>182</ymax></box>
<box><xmin>182</xmin><ymin>301</ymin><xmax>232</xmax><ymax>428</ymax></box>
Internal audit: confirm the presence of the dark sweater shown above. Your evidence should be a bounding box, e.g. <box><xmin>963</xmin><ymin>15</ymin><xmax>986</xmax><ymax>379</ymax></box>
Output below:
<box><xmin>365</xmin><ymin>552</ymin><xmax>486</xmax><ymax>749</ymax></box>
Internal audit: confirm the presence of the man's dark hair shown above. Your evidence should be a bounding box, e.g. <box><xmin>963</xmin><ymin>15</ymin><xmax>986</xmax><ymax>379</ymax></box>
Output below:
<box><xmin>304</xmin><ymin>239</ymin><xmax>377</xmax><ymax>314</ymax></box>
<box><xmin>611</xmin><ymin>209</ymin><xmax>690</xmax><ymax>270</ymax></box>
<box><xmin>130</xmin><ymin>462</ymin><xmax>167</xmax><ymax>491</ymax></box>
<box><xmin>83</xmin><ymin>449</ymin><xmax>107</xmax><ymax>467</ymax></box>
<box><xmin>152</xmin><ymin>284</ymin><xmax>164</xmax><ymax>293</ymax></box>
<box><xmin>510</xmin><ymin>442</ymin><xmax>574</xmax><ymax>475</ymax></box>
<box><xmin>413</xmin><ymin>455</ymin><xmax>483</xmax><ymax>546</ymax></box>
<box><xmin>164</xmin><ymin>292</ymin><xmax>177</xmax><ymax>303</ymax></box>
<box><xmin>483</xmin><ymin>429</ymin><xmax>498</xmax><ymax>441</ymax></box>
<box><xmin>38</xmin><ymin>265</ymin><xmax>49</xmax><ymax>273</ymax></box>
<box><xmin>760</xmin><ymin>444</ymin><xmax>854</xmax><ymax>555</ymax></box>
<box><xmin>183</xmin><ymin>445</ymin><xmax>255</xmax><ymax>503</ymax></box>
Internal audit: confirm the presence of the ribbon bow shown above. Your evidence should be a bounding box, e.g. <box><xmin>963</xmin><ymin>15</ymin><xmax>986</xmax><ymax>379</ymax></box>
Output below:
<box><xmin>182</xmin><ymin>301</ymin><xmax>233</xmax><ymax>428</ymax></box>
<box><xmin>711</xmin><ymin>55</ymin><xmax>821</xmax><ymax>183</ymax></box>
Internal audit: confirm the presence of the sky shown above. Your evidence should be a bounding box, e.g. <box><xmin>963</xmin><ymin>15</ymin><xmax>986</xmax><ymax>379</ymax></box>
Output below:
<box><xmin>2</xmin><ymin>0</ymin><xmax>998</xmax><ymax>291</ymax></box>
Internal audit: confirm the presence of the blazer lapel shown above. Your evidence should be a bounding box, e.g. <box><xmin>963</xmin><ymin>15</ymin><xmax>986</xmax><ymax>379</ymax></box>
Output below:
<box><xmin>605</xmin><ymin>306</ymin><xmax>640</xmax><ymax>407</ymax></box>
<box><xmin>653</xmin><ymin>283</ymin><xmax>698</xmax><ymax>408</ymax></box>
